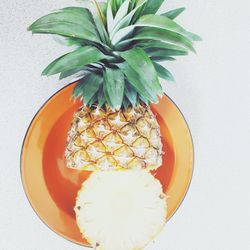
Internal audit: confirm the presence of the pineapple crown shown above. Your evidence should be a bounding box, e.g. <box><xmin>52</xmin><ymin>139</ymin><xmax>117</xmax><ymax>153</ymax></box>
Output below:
<box><xmin>28</xmin><ymin>0</ymin><xmax>201</xmax><ymax>109</ymax></box>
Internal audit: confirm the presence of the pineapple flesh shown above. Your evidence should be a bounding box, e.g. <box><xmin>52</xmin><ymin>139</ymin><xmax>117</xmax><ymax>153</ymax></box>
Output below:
<box><xmin>75</xmin><ymin>170</ymin><xmax>167</xmax><ymax>250</ymax></box>
<box><xmin>65</xmin><ymin>105</ymin><xmax>162</xmax><ymax>171</ymax></box>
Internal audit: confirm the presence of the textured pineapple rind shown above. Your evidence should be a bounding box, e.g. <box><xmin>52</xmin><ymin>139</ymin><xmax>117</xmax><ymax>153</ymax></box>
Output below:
<box><xmin>74</xmin><ymin>170</ymin><xmax>167</xmax><ymax>250</ymax></box>
<box><xmin>65</xmin><ymin>105</ymin><xmax>163</xmax><ymax>171</ymax></box>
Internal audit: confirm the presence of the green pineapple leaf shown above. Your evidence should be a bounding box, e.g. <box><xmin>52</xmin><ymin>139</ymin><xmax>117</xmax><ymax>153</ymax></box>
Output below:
<box><xmin>142</xmin><ymin>0</ymin><xmax>164</xmax><ymax>15</ymax></box>
<box><xmin>186</xmin><ymin>31</ymin><xmax>202</xmax><ymax>41</ymax></box>
<box><xmin>29</xmin><ymin>0</ymin><xmax>201</xmax><ymax>108</ymax></box>
<box><xmin>42</xmin><ymin>46</ymin><xmax>106</xmax><ymax>76</ymax></box>
<box><xmin>92</xmin><ymin>0</ymin><xmax>106</xmax><ymax>24</ymax></box>
<box><xmin>59</xmin><ymin>64</ymin><xmax>102</xmax><ymax>80</ymax></box>
<box><xmin>112</xmin><ymin>0</ymin><xmax>130</xmax><ymax>29</ymax></box>
<box><xmin>107</xmin><ymin>1</ymin><xmax>115</xmax><ymax>34</ymax></box>
<box><xmin>110</xmin><ymin>0</ymin><xmax>147</xmax><ymax>39</ymax></box>
<box><xmin>87</xmin><ymin>93</ymin><xmax>98</xmax><ymax>106</ymax></box>
<box><xmin>124</xmin><ymin>27</ymin><xmax>196</xmax><ymax>52</ymax></box>
<box><xmin>114</xmin><ymin>14</ymin><xmax>196</xmax><ymax>51</ymax></box>
<box><xmin>103</xmin><ymin>67</ymin><xmax>125</xmax><ymax>109</ymax></box>
<box><xmin>59</xmin><ymin>67</ymin><xmax>85</xmax><ymax>80</ymax></box>
<box><xmin>128</xmin><ymin>0</ymin><xmax>137</xmax><ymax>11</ymax></box>
<box><xmin>92</xmin><ymin>2</ymin><xmax>110</xmax><ymax>45</ymax></box>
<box><xmin>151</xmin><ymin>56</ymin><xmax>176</xmax><ymax>62</ymax></box>
<box><xmin>125</xmin><ymin>82</ymin><xmax>138</xmax><ymax>107</ymax></box>
<box><xmin>97</xmin><ymin>86</ymin><xmax>106</xmax><ymax>107</ymax></box>
<box><xmin>122</xmin><ymin>96</ymin><xmax>131</xmax><ymax>109</ymax></box>
<box><xmin>73</xmin><ymin>73</ymin><xmax>102</xmax><ymax>104</ymax></box>
<box><xmin>111</xmin><ymin>24</ymin><xmax>135</xmax><ymax>45</ymax></box>
<box><xmin>161</xmin><ymin>7</ymin><xmax>186</xmax><ymax>20</ymax></box>
<box><xmin>153</xmin><ymin>62</ymin><xmax>175</xmax><ymax>82</ymax></box>
<box><xmin>139</xmin><ymin>40</ymin><xmax>188</xmax><ymax>51</ymax></box>
<box><xmin>28</xmin><ymin>7</ymin><xmax>100</xmax><ymax>43</ymax></box>
<box><xmin>136</xmin><ymin>14</ymin><xmax>195</xmax><ymax>42</ymax></box>
<box><xmin>118</xmin><ymin>62</ymin><xmax>158</xmax><ymax>103</ymax></box>
<box><xmin>109</xmin><ymin>0</ymin><xmax>118</xmax><ymax>15</ymax></box>
<box><xmin>119</xmin><ymin>47</ymin><xmax>162</xmax><ymax>95</ymax></box>
<box><xmin>52</xmin><ymin>36</ymin><xmax>83</xmax><ymax>47</ymax></box>
<box><xmin>146</xmin><ymin>47</ymin><xmax>188</xmax><ymax>58</ymax></box>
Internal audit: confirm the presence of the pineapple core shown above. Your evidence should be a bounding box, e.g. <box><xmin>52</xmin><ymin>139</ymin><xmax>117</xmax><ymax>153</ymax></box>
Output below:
<box><xmin>75</xmin><ymin>170</ymin><xmax>167</xmax><ymax>250</ymax></box>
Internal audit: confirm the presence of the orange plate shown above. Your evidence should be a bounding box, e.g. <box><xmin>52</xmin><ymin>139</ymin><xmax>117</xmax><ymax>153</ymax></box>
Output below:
<box><xmin>21</xmin><ymin>83</ymin><xmax>194</xmax><ymax>247</ymax></box>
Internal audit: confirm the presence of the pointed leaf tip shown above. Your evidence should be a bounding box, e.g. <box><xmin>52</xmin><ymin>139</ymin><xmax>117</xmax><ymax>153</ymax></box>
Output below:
<box><xmin>41</xmin><ymin>46</ymin><xmax>105</xmax><ymax>76</ymax></box>
<box><xmin>161</xmin><ymin>7</ymin><xmax>186</xmax><ymax>20</ymax></box>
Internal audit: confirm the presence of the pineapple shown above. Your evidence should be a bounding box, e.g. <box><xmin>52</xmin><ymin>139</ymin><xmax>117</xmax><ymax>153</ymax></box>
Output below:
<box><xmin>28</xmin><ymin>0</ymin><xmax>200</xmax><ymax>171</ymax></box>
<box><xmin>29</xmin><ymin>1</ymin><xmax>200</xmax><ymax>249</ymax></box>
<box><xmin>75</xmin><ymin>170</ymin><xmax>167</xmax><ymax>250</ymax></box>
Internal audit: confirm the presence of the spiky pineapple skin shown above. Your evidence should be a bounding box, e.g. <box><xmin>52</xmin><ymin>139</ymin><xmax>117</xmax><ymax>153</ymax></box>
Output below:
<box><xmin>65</xmin><ymin>105</ymin><xmax>162</xmax><ymax>171</ymax></box>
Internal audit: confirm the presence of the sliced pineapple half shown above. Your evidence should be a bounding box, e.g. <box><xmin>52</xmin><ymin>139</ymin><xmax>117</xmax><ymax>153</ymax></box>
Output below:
<box><xmin>66</xmin><ymin>106</ymin><xmax>163</xmax><ymax>171</ymax></box>
<box><xmin>75</xmin><ymin>170</ymin><xmax>167</xmax><ymax>250</ymax></box>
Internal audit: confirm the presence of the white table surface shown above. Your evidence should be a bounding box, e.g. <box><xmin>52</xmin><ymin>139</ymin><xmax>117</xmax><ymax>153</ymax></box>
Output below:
<box><xmin>1</xmin><ymin>0</ymin><xmax>250</xmax><ymax>249</ymax></box>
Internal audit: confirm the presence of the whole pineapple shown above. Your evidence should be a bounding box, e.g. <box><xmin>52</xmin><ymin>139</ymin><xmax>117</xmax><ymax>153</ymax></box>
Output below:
<box><xmin>29</xmin><ymin>0</ymin><xmax>200</xmax><ymax>172</ymax></box>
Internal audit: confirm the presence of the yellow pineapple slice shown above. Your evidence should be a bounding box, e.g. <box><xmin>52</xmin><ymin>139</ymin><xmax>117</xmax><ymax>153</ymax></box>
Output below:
<box><xmin>75</xmin><ymin>171</ymin><xmax>167</xmax><ymax>250</ymax></box>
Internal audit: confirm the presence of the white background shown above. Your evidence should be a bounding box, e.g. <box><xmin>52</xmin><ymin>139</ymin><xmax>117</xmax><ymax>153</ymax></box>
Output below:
<box><xmin>1</xmin><ymin>0</ymin><xmax>250</xmax><ymax>249</ymax></box>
